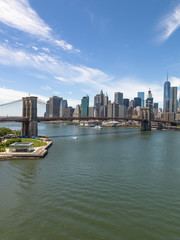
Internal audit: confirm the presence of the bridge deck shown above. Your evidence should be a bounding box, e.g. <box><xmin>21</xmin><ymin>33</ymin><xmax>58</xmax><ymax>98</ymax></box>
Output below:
<box><xmin>0</xmin><ymin>116</ymin><xmax>178</xmax><ymax>125</ymax></box>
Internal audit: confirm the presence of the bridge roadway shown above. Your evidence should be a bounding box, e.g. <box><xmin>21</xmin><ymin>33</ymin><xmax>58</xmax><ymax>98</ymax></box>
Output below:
<box><xmin>0</xmin><ymin>116</ymin><xmax>179</xmax><ymax>126</ymax></box>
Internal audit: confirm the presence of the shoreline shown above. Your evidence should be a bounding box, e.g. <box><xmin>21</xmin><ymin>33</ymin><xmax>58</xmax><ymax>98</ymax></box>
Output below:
<box><xmin>0</xmin><ymin>140</ymin><xmax>52</xmax><ymax>161</ymax></box>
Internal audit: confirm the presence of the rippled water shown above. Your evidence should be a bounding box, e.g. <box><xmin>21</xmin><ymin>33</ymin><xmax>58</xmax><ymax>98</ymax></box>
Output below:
<box><xmin>0</xmin><ymin>123</ymin><xmax>180</xmax><ymax>240</ymax></box>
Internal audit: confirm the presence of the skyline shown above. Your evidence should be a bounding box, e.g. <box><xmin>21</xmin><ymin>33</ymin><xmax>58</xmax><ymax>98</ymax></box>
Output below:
<box><xmin>0</xmin><ymin>0</ymin><xmax>180</xmax><ymax>107</ymax></box>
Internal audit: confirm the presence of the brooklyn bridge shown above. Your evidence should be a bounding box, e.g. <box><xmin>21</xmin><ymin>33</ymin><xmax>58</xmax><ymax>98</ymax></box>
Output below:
<box><xmin>0</xmin><ymin>96</ymin><xmax>178</xmax><ymax>137</ymax></box>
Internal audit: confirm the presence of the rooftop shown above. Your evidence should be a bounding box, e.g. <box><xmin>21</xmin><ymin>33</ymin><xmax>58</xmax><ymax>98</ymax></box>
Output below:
<box><xmin>9</xmin><ymin>142</ymin><xmax>34</xmax><ymax>147</ymax></box>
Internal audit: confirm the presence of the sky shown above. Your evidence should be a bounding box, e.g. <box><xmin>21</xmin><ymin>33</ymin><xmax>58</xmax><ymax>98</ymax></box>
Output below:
<box><xmin>0</xmin><ymin>0</ymin><xmax>180</xmax><ymax>112</ymax></box>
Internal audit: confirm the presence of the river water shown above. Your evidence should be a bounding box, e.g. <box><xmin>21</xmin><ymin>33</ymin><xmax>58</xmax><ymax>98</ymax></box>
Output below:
<box><xmin>0</xmin><ymin>123</ymin><xmax>180</xmax><ymax>240</ymax></box>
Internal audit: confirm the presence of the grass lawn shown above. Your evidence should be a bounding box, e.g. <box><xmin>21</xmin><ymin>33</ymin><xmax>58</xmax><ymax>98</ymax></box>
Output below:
<box><xmin>21</xmin><ymin>138</ymin><xmax>47</xmax><ymax>147</ymax></box>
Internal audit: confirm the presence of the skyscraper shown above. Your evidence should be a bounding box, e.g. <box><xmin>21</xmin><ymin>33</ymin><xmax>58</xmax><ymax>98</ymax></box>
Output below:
<box><xmin>146</xmin><ymin>89</ymin><xmax>153</xmax><ymax>108</ymax></box>
<box><xmin>81</xmin><ymin>96</ymin><xmax>89</xmax><ymax>116</ymax></box>
<box><xmin>134</xmin><ymin>97</ymin><xmax>141</xmax><ymax>108</ymax></box>
<box><xmin>123</xmin><ymin>98</ymin><xmax>129</xmax><ymax>108</ymax></box>
<box><xmin>163</xmin><ymin>74</ymin><xmax>171</xmax><ymax>109</ymax></box>
<box><xmin>104</xmin><ymin>93</ymin><xmax>109</xmax><ymax>106</ymax></box>
<box><xmin>169</xmin><ymin>87</ymin><xmax>177</xmax><ymax>113</ymax></box>
<box><xmin>100</xmin><ymin>90</ymin><xmax>104</xmax><ymax>106</ymax></box>
<box><xmin>47</xmin><ymin>96</ymin><xmax>62</xmax><ymax>117</ymax></box>
<box><xmin>137</xmin><ymin>92</ymin><xmax>144</xmax><ymax>108</ymax></box>
<box><xmin>114</xmin><ymin>92</ymin><xmax>123</xmax><ymax>105</ymax></box>
<box><xmin>59</xmin><ymin>99</ymin><xmax>68</xmax><ymax>117</ymax></box>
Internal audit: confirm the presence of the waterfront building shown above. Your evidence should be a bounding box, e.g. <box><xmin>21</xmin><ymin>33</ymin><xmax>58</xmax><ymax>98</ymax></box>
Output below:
<box><xmin>164</xmin><ymin>99</ymin><xmax>170</xmax><ymax>112</ymax></box>
<box><xmin>94</xmin><ymin>90</ymin><xmax>104</xmax><ymax>107</ymax></box>
<box><xmin>113</xmin><ymin>103</ymin><xmax>119</xmax><ymax>118</ymax></box>
<box><xmin>129</xmin><ymin>100</ymin><xmax>134</xmax><ymax>109</ymax></box>
<box><xmin>44</xmin><ymin>100</ymin><xmax>50</xmax><ymax>117</ymax></box>
<box><xmin>94</xmin><ymin>94</ymin><xmax>100</xmax><ymax>106</ymax></box>
<box><xmin>88</xmin><ymin>107</ymin><xmax>94</xmax><ymax>117</ymax></box>
<box><xmin>9</xmin><ymin>142</ymin><xmax>34</xmax><ymax>152</ymax></box>
<box><xmin>104</xmin><ymin>93</ymin><xmax>109</xmax><ymax>106</ymax></box>
<box><xmin>169</xmin><ymin>87</ymin><xmax>177</xmax><ymax>113</ymax></box>
<box><xmin>119</xmin><ymin>105</ymin><xmax>126</xmax><ymax>117</ymax></box>
<box><xmin>137</xmin><ymin>92</ymin><xmax>144</xmax><ymax>108</ymax></box>
<box><xmin>126</xmin><ymin>107</ymin><xmax>133</xmax><ymax>118</ymax></box>
<box><xmin>100</xmin><ymin>90</ymin><xmax>104</xmax><ymax>106</ymax></box>
<box><xmin>48</xmin><ymin>96</ymin><xmax>62</xmax><ymax>117</ymax></box>
<box><xmin>154</xmin><ymin>103</ymin><xmax>158</xmax><ymax>110</ymax></box>
<box><xmin>163</xmin><ymin>75</ymin><xmax>171</xmax><ymax>109</ymax></box>
<box><xmin>73</xmin><ymin>105</ymin><xmax>81</xmax><ymax>118</ymax></box>
<box><xmin>64</xmin><ymin>107</ymin><xmax>74</xmax><ymax>117</ymax></box>
<box><xmin>163</xmin><ymin>112</ymin><xmax>175</xmax><ymax>121</ymax></box>
<box><xmin>107</xmin><ymin>103</ymin><xmax>113</xmax><ymax>118</ymax></box>
<box><xmin>114</xmin><ymin>92</ymin><xmax>123</xmax><ymax>105</ymax></box>
<box><xmin>99</xmin><ymin>105</ymin><xmax>105</xmax><ymax>117</ymax></box>
<box><xmin>123</xmin><ymin>98</ymin><xmax>129</xmax><ymax>108</ymax></box>
<box><xmin>134</xmin><ymin>106</ymin><xmax>141</xmax><ymax>117</ymax></box>
<box><xmin>59</xmin><ymin>99</ymin><xmax>68</xmax><ymax>117</ymax></box>
<box><xmin>146</xmin><ymin>89</ymin><xmax>153</xmax><ymax>108</ymax></box>
<box><xmin>104</xmin><ymin>106</ymin><xmax>107</xmax><ymax>117</ymax></box>
<box><xmin>134</xmin><ymin>97</ymin><xmax>141</xmax><ymax>108</ymax></box>
<box><xmin>175</xmin><ymin>113</ymin><xmax>180</xmax><ymax>121</ymax></box>
<box><xmin>81</xmin><ymin>96</ymin><xmax>89</xmax><ymax>116</ymax></box>
<box><xmin>94</xmin><ymin>108</ymin><xmax>98</xmax><ymax>117</ymax></box>
<box><xmin>94</xmin><ymin>91</ymin><xmax>104</xmax><ymax>117</ymax></box>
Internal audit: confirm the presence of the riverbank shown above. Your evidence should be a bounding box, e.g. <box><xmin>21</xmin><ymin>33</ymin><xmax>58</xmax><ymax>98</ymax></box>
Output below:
<box><xmin>0</xmin><ymin>139</ymin><xmax>52</xmax><ymax>160</ymax></box>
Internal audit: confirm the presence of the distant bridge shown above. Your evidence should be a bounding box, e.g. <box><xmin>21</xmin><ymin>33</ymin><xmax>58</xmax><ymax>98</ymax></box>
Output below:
<box><xmin>0</xmin><ymin>96</ymin><xmax>179</xmax><ymax>137</ymax></box>
<box><xmin>37</xmin><ymin>116</ymin><xmax>179</xmax><ymax>125</ymax></box>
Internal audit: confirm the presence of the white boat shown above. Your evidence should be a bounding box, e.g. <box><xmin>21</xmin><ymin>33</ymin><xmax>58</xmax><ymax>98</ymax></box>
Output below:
<box><xmin>72</xmin><ymin>136</ymin><xmax>78</xmax><ymax>140</ymax></box>
<box><xmin>94</xmin><ymin>125</ymin><xmax>102</xmax><ymax>129</ymax></box>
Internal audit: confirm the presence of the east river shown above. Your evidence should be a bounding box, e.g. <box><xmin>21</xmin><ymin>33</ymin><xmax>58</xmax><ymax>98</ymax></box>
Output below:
<box><xmin>0</xmin><ymin>122</ymin><xmax>180</xmax><ymax>240</ymax></box>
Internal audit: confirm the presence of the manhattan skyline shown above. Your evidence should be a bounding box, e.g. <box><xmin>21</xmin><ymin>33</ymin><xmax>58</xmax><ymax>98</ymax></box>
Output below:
<box><xmin>0</xmin><ymin>0</ymin><xmax>180</xmax><ymax>107</ymax></box>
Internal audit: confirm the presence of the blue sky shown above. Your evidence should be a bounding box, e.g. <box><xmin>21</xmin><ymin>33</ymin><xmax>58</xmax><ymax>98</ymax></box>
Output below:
<box><xmin>0</xmin><ymin>0</ymin><xmax>180</xmax><ymax>110</ymax></box>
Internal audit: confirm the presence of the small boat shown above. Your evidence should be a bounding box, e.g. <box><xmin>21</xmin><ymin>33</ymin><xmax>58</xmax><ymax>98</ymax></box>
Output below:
<box><xmin>72</xmin><ymin>136</ymin><xmax>78</xmax><ymax>140</ymax></box>
<box><xmin>94</xmin><ymin>125</ymin><xmax>102</xmax><ymax>129</ymax></box>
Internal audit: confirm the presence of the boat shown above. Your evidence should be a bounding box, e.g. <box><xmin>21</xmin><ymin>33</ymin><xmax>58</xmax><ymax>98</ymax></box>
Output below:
<box><xmin>72</xmin><ymin>136</ymin><xmax>78</xmax><ymax>140</ymax></box>
<box><xmin>94</xmin><ymin>125</ymin><xmax>102</xmax><ymax>129</ymax></box>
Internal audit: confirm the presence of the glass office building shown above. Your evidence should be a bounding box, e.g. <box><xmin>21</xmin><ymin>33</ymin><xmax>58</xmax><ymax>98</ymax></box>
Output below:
<box><xmin>137</xmin><ymin>92</ymin><xmax>144</xmax><ymax>108</ymax></box>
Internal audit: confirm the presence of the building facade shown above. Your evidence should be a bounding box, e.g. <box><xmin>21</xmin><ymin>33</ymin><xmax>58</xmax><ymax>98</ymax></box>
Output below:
<box><xmin>169</xmin><ymin>87</ymin><xmax>177</xmax><ymax>113</ymax></box>
<box><xmin>137</xmin><ymin>92</ymin><xmax>144</xmax><ymax>108</ymax></box>
<box><xmin>81</xmin><ymin>96</ymin><xmax>89</xmax><ymax>116</ymax></box>
<box><xmin>163</xmin><ymin>77</ymin><xmax>171</xmax><ymax>109</ymax></box>
<box><xmin>114</xmin><ymin>92</ymin><xmax>123</xmax><ymax>105</ymax></box>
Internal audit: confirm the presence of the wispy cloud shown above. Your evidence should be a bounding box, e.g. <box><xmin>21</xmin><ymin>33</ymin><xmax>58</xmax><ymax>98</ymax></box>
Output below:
<box><xmin>158</xmin><ymin>4</ymin><xmax>180</xmax><ymax>42</ymax></box>
<box><xmin>0</xmin><ymin>45</ymin><xmax>164</xmax><ymax>106</ymax></box>
<box><xmin>0</xmin><ymin>87</ymin><xmax>47</xmax><ymax>103</ymax></box>
<box><xmin>0</xmin><ymin>45</ymin><xmax>112</xmax><ymax>86</ymax></box>
<box><xmin>41</xmin><ymin>86</ymin><xmax>52</xmax><ymax>91</ymax></box>
<box><xmin>0</xmin><ymin>0</ymin><xmax>79</xmax><ymax>51</ymax></box>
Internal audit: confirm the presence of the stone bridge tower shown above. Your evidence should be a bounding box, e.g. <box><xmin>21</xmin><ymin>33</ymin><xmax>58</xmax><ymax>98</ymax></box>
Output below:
<box><xmin>21</xmin><ymin>96</ymin><xmax>38</xmax><ymax>137</ymax></box>
<box><xmin>140</xmin><ymin>107</ymin><xmax>151</xmax><ymax>131</ymax></box>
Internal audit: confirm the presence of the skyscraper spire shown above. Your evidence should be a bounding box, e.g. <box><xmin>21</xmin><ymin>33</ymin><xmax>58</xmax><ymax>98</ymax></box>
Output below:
<box><xmin>167</xmin><ymin>71</ymin><xmax>168</xmax><ymax>81</ymax></box>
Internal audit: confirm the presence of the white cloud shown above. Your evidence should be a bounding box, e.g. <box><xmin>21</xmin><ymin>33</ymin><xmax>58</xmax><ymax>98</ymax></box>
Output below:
<box><xmin>32</xmin><ymin>46</ymin><xmax>38</xmax><ymax>51</ymax></box>
<box><xmin>41</xmin><ymin>86</ymin><xmax>52</xmax><ymax>91</ymax></box>
<box><xmin>0</xmin><ymin>45</ymin><xmax>165</xmax><ymax>106</ymax></box>
<box><xmin>0</xmin><ymin>0</ymin><xmax>79</xmax><ymax>51</ymax></box>
<box><xmin>42</xmin><ymin>47</ymin><xmax>50</xmax><ymax>53</ymax></box>
<box><xmin>0</xmin><ymin>0</ymin><xmax>51</xmax><ymax>38</ymax></box>
<box><xmin>0</xmin><ymin>87</ymin><xmax>47</xmax><ymax>103</ymax></box>
<box><xmin>158</xmin><ymin>4</ymin><xmax>180</xmax><ymax>42</ymax></box>
<box><xmin>170</xmin><ymin>76</ymin><xmax>180</xmax><ymax>87</ymax></box>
